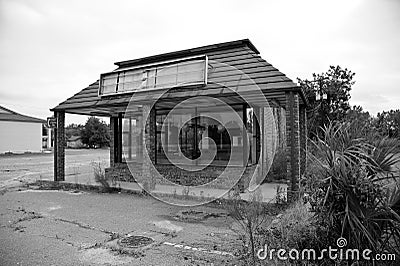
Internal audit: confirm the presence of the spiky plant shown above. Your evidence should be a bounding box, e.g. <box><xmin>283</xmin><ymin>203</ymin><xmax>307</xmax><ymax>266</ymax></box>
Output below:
<box><xmin>307</xmin><ymin>121</ymin><xmax>400</xmax><ymax>258</ymax></box>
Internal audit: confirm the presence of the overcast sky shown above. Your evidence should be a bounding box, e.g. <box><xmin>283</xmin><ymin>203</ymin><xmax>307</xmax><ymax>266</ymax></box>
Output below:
<box><xmin>0</xmin><ymin>0</ymin><xmax>399</xmax><ymax>125</ymax></box>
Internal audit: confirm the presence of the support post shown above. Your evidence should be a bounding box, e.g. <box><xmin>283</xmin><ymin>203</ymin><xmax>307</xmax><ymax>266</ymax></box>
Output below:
<box><xmin>299</xmin><ymin>105</ymin><xmax>307</xmax><ymax>176</ymax></box>
<box><xmin>109</xmin><ymin>117</ymin><xmax>117</xmax><ymax>167</ymax></box>
<box><xmin>242</xmin><ymin>104</ymin><xmax>248</xmax><ymax>167</ymax></box>
<box><xmin>285</xmin><ymin>92</ymin><xmax>300</xmax><ymax>201</ymax></box>
<box><xmin>54</xmin><ymin>111</ymin><xmax>65</xmax><ymax>181</ymax></box>
<box><xmin>142</xmin><ymin>105</ymin><xmax>156</xmax><ymax>190</ymax></box>
<box><xmin>118</xmin><ymin>113</ymin><xmax>123</xmax><ymax>162</ymax></box>
<box><xmin>259</xmin><ymin>107</ymin><xmax>265</xmax><ymax>177</ymax></box>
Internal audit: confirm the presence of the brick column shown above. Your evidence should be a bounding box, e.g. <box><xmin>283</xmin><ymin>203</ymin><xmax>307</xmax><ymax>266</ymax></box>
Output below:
<box><xmin>285</xmin><ymin>92</ymin><xmax>300</xmax><ymax>201</ymax></box>
<box><xmin>142</xmin><ymin>105</ymin><xmax>156</xmax><ymax>190</ymax></box>
<box><xmin>54</xmin><ymin>111</ymin><xmax>65</xmax><ymax>181</ymax></box>
<box><xmin>299</xmin><ymin>105</ymin><xmax>307</xmax><ymax>176</ymax></box>
<box><xmin>109</xmin><ymin>117</ymin><xmax>117</xmax><ymax>167</ymax></box>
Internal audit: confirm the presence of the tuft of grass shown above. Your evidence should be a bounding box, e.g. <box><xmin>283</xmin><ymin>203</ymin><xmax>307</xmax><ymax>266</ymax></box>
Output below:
<box><xmin>91</xmin><ymin>161</ymin><xmax>116</xmax><ymax>192</ymax></box>
<box><xmin>225</xmin><ymin>189</ymin><xmax>268</xmax><ymax>265</ymax></box>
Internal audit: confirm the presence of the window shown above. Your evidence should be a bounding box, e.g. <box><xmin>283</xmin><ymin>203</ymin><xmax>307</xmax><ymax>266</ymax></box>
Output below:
<box><xmin>117</xmin><ymin>104</ymin><xmax>256</xmax><ymax>166</ymax></box>
<box><xmin>156</xmin><ymin>105</ymin><xmax>247</xmax><ymax>166</ymax></box>
<box><xmin>122</xmin><ymin>116</ymin><xmax>143</xmax><ymax>162</ymax></box>
<box><xmin>99</xmin><ymin>56</ymin><xmax>207</xmax><ymax>95</ymax></box>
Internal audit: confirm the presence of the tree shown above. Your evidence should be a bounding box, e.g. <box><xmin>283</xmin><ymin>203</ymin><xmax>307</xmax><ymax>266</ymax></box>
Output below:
<box><xmin>80</xmin><ymin>117</ymin><xmax>110</xmax><ymax>148</ymax></box>
<box><xmin>298</xmin><ymin>65</ymin><xmax>355</xmax><ymax>138</ymax></box>
<box><xmin>374</xmin><ymin>109</ymin><xmax>400</xmax><ymax>139</ymax></box>
<box><xmin>65</xmin><ymin>123</ymin><xmax>84</xmax><ymax>139</ymax></box>
<box><xmin>344</xmin><ymin>105</ymin><xmax>378</xmax><ymax>140</ymax></box>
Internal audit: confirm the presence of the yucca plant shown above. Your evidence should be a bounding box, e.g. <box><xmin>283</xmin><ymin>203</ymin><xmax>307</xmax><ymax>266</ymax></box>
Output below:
<box><xmin>306</xmin><ymin>121</ymin><xmax>400</xmax><ymax>259</ymax></box>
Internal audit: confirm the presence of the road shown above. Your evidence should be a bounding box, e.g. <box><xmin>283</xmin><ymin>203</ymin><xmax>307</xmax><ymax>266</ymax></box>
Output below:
<box><xmin>0</xmin><ymin>184</ymin><xmax>240</xmax><ymax>265</ymax></box>
<box><xmin>0</xmin><ymin>149</ymin><xmax>109</xmax><ymax>184</ymax></box>
<box><xmin>0</xmin><ymin>149</ymin><xmax>243</xmax><ymax>265</ymax></box>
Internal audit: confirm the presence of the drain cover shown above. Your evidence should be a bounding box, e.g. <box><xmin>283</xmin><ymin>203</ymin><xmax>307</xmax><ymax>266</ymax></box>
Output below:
<box><xmin>117</xmin><ymin>235</ymin><xmax>154</xmax><ymax>248</ymax></box>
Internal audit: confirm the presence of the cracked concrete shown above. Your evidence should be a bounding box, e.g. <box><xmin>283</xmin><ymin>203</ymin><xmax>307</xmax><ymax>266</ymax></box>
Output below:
<box><xmin>0</xmin><ymin>186</ymin><xmax>242</xmax><ymax>265</ymax></box>
<box><xmin>0</xmin><ymin>150</ymin><xmax>247</xmax><ymax>265</ymax></box>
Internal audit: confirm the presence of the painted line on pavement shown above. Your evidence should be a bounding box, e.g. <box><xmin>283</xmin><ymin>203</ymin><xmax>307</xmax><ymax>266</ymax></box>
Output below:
<box><xmin>162</xmin><ymin>241</ymin><xmax>234</xmax><ymax>257</ymax></box>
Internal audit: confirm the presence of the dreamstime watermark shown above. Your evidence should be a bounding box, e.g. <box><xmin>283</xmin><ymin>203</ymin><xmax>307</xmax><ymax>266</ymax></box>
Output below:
<box><xmin>257</xmin><ymin>237</ymin><xmax>396</xmax><ymax>262</ymax></box>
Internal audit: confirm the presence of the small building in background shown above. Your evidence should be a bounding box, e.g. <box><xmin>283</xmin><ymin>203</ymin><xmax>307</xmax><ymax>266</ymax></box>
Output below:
<box><xmin>0</xmin><ymin>105</ymin><xmax>48</xmax><ymax>154</ymax></box>
<box><xmin>67</xmin><ymin>135</ymin><xmax>84</xmax><ymax>148</ymax></box>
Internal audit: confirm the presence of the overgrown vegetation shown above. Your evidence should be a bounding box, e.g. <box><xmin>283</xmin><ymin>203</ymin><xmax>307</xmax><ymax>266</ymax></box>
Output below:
<box><xmin>224</xmin><ymin>189</ymin><xmax>267</xmax><ymax>265</ymax></box>
<box><xmin>249</xmin><ymin>119</ymin><xmax>400</xmax><ymax>264</ymax></box>
<box><xmin>305</xmin><ymin>122</ymin><xmax>400</xmax><ymax>261</ymax></box>
<box><xmin>232</xmin><ymin>65</ymin><xmax>400</xmax><ymax>265</ymax></box>
<box><xmin>262</xmin><ymin>201</ymin><xmax>317</xmax><ymax>265</ymax></box>
<box><xmin>91</xmin><ymin>161</ymin><xmax>117</xmax><ymax>192</ymax></box>
<box><xmin>298</xmin><ymin>65</ymin><xmax>355</xmax><ymax>139</ymax></box>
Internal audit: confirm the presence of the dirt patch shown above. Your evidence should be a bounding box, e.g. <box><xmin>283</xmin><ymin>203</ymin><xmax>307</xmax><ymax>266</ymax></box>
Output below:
<box><xmin>173</xmin><ymin>209</ymin><xmax>228</xmax><ymax>223</ymax></box>
<box><xmin>80</xmin><ymin>247</ymin><xmax>135</xmax><ymax>265</ymax></box>
<box><xmin>152</xmin><ymin>220</ymin><xmax>183</xmax><ymax>232</ymax></box>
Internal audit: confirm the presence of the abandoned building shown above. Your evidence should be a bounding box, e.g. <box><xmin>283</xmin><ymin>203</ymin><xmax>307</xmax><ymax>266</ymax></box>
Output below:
<box><xmin>51</xmin><ymin>39</ymin><xmax>307</xmax><ymax>194</ymax></box>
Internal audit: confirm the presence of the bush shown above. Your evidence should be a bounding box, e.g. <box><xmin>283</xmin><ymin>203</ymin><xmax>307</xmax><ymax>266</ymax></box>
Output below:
<box><xmin>306</xmin><ymin>121</ymin><xmax>400</xmax><ymax>260</ymax></box>
<box><xmin>261</xmin><ymin>201</ymin><xmax>323</xmax><ymax>265</ymax></box>
<box><xmin>92</xmin><ymin>161</ymin><xmax>117</xmax><ymax>192</ymax></box>
<box><xmin>225</xmin><ymin>189</ymin><xmax>268</xmax><ymax>265</ymax></box>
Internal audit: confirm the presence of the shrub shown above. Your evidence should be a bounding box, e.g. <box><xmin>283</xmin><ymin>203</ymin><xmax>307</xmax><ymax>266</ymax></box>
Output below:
<box><xmin>92</xmin><ymin>161</ymin><xmax>116</xmax><ymax>192</ymax></box>
<box><xmin>306</xmin><ymin>121</ymin><xmax>400</xmax><ymax>260</ymax></box>
<box><xmin>225</xmin><ymin>189</ymin><xmax>268</xmax><ymax>265</ymax></box>
<box><xmin>261</xmin><ymin>201</ymin><xmax>323</xmax><ymax>264</ymax></box>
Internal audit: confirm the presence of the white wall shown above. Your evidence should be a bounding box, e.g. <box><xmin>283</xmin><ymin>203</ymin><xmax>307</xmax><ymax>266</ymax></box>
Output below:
<box><xmin>0</xmin><ymin>121</ymin><xmax>43</xmax><ymax>153</ymax></box>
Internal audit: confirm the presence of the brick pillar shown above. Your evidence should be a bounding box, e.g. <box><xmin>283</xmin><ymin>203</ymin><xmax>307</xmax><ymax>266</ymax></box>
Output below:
<box><xmin>299</xmin><ymin>105</ymin><xmax>307</xmax><ymax>176</ymax></box>
<box><xmin>54</xmin><ymin>111</ymin><xmax>65</xmax><ymax>181</ymax></box>
<box><xmin>285</xmin><ymin>92</ymin><xmax>300</xmax><ymax>201</ymax></box>
<box><xmin>109</xmin><ymin>117</ymin><xmax>117</xmax><ymax>167</ymax></box>
<box><xmin>142</xmin><ymin>105</ymin><xmax>156</xmax><ymax>190</ymax></box>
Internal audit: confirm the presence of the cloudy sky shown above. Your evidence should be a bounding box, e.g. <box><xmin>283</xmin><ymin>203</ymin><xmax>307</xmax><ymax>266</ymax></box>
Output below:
<box><xmin>0</xmin><ymin>0</ymin><xmax>399</xmax><ymax>124</ymax></box>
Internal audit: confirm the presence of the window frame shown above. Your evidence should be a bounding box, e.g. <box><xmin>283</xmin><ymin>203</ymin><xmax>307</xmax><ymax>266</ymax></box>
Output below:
<box><xmin>99</xmin><ymin>55</ymin><xmax>208</xmax><ymax>97</ymax></box>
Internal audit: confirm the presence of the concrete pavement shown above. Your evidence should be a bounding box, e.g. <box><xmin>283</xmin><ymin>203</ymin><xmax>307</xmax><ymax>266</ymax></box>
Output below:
<box><xmin>0</xmin><ymin>149</ymin><xmax>284</xmax><ymax>265</ymax></box>
<box><xmin>0</xmin><ymin>186</ymin><xmax>242</xmax><ymax>265</ymax></box>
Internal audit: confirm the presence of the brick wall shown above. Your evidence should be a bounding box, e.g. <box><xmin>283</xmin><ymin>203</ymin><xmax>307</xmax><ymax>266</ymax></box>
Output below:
<box><xmin>105</xmin><ymin>163</ymin><xmax>257</xmax><ymax>191</ymax></box>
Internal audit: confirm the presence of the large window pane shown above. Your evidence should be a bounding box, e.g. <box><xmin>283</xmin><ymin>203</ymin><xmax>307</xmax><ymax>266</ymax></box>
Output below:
<box><xmin>156</xmin><ymin>64</ymin><xmax>178</xmax><ymax>87</ymax></box>
<box><xmin>156</xmin><ymin>111</ymin><xmax>194</xmax><ymax>164</ymax></box>
<box><xmin>101</xmin><ymin>73</ymin><xmax>118</xmax><ymax>94</ymax></box>
<box><xmin>156</xmin><ymin>105</ymin><xmax>244</xmax><ymax>166</ymax></box>
<box><xmin>145</xmin><ymin>69</ymin><xmax>157</xmax><ymax>88</ymax></box>
<box><xmin>122</xmin><ymin>115</ymin><xmax>143</xmax><ymax>162</ymax></box>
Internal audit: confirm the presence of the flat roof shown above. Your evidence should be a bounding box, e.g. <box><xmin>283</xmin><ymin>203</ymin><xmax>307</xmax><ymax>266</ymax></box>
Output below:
<box><xmin>114</xmin><ymin>39</ymin><xmax>260</xmax><ymax>68</ymax></box>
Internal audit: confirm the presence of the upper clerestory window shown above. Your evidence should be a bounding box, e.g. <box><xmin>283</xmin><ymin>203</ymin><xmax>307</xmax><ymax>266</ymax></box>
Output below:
<box><xmin>99</xmin><ymin>55</ymin><xmax>207</xmax><ymax>96</ymax></box>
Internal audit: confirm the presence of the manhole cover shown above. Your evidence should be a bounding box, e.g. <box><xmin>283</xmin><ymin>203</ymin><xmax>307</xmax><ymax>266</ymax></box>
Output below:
<box><xmin>117</xmin><ymin>235</ymin><xmax>154</xmax><ymax>248</ymax></box>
